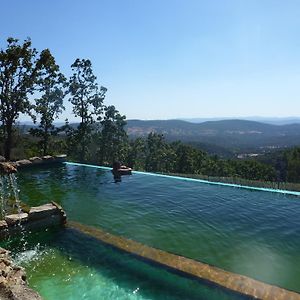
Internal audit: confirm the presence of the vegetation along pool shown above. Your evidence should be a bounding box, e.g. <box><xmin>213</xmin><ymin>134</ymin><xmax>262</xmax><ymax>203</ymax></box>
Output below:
<box><xmin>3</xmin><ymin>162</ymin><xmax>300</xmax><ymax>299</ymax></box>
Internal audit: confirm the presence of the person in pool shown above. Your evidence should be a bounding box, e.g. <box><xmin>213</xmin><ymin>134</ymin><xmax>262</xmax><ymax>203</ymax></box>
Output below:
<box><xmin>111</xmin><ymin>161</ymin><xmax>132</xmax><ymax>181</ymax></box>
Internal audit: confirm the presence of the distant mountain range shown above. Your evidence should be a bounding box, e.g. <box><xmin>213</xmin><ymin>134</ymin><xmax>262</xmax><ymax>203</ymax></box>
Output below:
<box><xmin>126</xmin><ymin>119</ymin><xmax>300</xmax><ymax>155</ymax></box>
<box><xmin>18</xmin><ymin>116</ymin><xmax>300</xmax><ymax>127</ymax></box>
<box><xmin>179</xmin><ymin>117</ymin><xmax>300</xmax><ymax>125</ymax></box>
<box><xmin>18</xmin><ymin>118</ymin><xmax>300</xmax><ymax>157</ymax></box>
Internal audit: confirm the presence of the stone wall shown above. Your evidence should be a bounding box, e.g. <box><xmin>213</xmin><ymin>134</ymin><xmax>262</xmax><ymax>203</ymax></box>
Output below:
<box><xmin>0</xmin><ymin>202</ymin><xmax>66</xmax><ymax>299</ymax></box>
<box><xmin>13</xmin><ymin>154</ymin><xmax>67</xmax><ymax>169</ymax></box>
<box><xmin>0</xmin><ymin>202</ymin><xmax>66</xmax><ymax>239</ymax></box>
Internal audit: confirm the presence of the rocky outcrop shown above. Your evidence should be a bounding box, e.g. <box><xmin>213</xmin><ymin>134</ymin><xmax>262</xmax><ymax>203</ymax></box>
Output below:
<box><xmin>0</xmin><ymin>248</ymin><xmax>42</xmax><ymax>300</ymax></box>
<box><xmin>0</xmin><ymin>163</ymin><xmax>17</xmax><ymax>175</ymax></box>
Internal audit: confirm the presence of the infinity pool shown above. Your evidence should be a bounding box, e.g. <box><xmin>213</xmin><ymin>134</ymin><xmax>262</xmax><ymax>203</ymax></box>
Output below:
<box><xmin>7</xmin><ymin>163</ymin><xmax>300</xmax><ymax>298</ymax></box>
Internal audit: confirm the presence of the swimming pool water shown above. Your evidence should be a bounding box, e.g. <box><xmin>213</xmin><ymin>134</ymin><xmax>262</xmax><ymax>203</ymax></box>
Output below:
<box><xmin>14</xmin><ymin>163</ymin><xmax>300</xmax><ymax>296</ymax></box>
<box><xmin>3</xmin><ymin>228</ymin><xmax>243</xmax><ymax>300</ymax></box>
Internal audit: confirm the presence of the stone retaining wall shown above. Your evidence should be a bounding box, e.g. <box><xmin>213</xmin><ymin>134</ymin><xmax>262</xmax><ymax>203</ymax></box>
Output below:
<box><xmin>13</xmin><ymin>154</ymin><xmax>67</xmax><ymax>169</ymax></box>
<box><xmin>0</xmin><ymin>202</ymin><xmax>66</xmax><ymax>239</ymax></box>
<box><xmin>0</xmin><ymin>202</ymin><xmax>66</xmax><ymax>298</ymax></box>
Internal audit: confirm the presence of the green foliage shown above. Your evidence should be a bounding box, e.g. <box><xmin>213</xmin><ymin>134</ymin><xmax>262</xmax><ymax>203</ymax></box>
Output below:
<box><xmin>229</xmin><ymin>160</ymin><xmax>276</xmax><ymax>181</ymax></box>
<box><xmin>67</xmin><ymin>58</ymin><xmax>106</xmax><ymax>161</ymax></box>
<box><xmin>95</xmin><ymin>105</ymin><xmax>128</xmax><ymax>164</ymax></box>
<box><xmin>144</xmin><ymin>133</ymin><xmax>176</xmax><ymax>172</ymax></box>
<box><xmin>285</xmin><ymin>147</ymin><xmax>300</xmax><ymax>182</ymax></box>
<box><xmin>29</xmin><ymin>49</ymin><xmax>66</xmax><ymax>155</ymax></box>
<box><xmin>127</xmin><ymin>138</ymin><xmax>147</xmax><ymax>170</ymax></box>
<box><xmin>124</xmin><ymin>133</ymin><xmax>277</xmax><ymax>182</ymax></box>
<box><xmin>68</xmin><ymin>58</ymin><xmax>106</xmax><ymax>123</ymax></box>
<box><xmin>0</xmin><ymin>37</ymin><xmax>39</xmax><ymax>159</ymax></box>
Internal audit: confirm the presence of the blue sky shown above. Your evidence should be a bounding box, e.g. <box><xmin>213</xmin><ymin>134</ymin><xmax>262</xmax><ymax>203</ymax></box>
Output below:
<box><xmin>1</xmin><ymin>0</ymin><xmax>300</xmax><ymax>121</ymax></box>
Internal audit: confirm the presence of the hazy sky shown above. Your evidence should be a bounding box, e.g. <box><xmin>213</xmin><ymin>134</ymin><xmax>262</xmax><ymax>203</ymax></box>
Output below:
<box><xmin>1</xmin><ymin>0</ymin><xmax>300</xmax><ymax>121</ymax></box>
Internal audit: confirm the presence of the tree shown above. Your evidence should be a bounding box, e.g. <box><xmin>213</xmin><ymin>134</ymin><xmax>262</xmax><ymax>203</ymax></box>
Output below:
<box><xmin>30</xmin><ymin>49</ymin><xmax>66</xmax><ymax>155</ymax></box>
<box><xmin>144</xmin><ymin>133</ymin><xmax>176</xmax><ymax>172</ymax></box>
<box><xmin>96</xmin><ymin>105</ymin><xmax>127</xmax><ymax>164</ymax></box>
<box><xmin>68</xmin><ymin>58</ymin><xmax>106</xmax><ymax>161</ymax></box>
<box><xmin>126</xmin><ymin>137</ymin><xmax>146</xmax><ymax>169</ymax></box>
<box><xmin>285</xmin><ymin>147</ymin><xmax>300</xmax><ymax>182</ymax></box>
<box><xmin>0</xmin><ymin>38</ymin><xmax>39</xmax><ymax>159</ymax></box>
<box><xmin>173</xmin><ymin>142</ymin><xmax>200</xmax><ymax>174</ymax></box>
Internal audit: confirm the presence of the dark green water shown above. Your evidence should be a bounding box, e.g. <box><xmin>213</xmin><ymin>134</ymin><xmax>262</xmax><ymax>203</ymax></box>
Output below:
<box><xmin>9</xmin><ymin>163</ymin><xmax>300</xmax><ymax>298</ymax></box>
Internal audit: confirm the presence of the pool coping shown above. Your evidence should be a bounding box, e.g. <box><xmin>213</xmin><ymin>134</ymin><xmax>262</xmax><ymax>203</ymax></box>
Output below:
<box><xmin>67</xmin><ymin>221</ymin><xmax>300</xmax><ymax>300</ymax></box>
<box><xmin>65</xmin><ymin>162</ymin><xmax>300</xmax><ymax>197</ymax></box>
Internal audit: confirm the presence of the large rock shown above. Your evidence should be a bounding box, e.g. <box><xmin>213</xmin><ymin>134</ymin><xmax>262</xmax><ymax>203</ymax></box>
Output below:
<box><xmin>26</xmin><ymin>202</ymin><xmax>66</xmax><ymax>229</ymax></box>
<box><xmin>29</xmin><ymin>157</ymin><xmax>43</xmax><ymax>164</ymax></box>
<box><xmin>42</xmin><ymin>155</ymin><xmax>54</xmax><ymax>161</ymax></box>
<box><xmin>54</xmin><ymin>154</ymin><xmax>67</xmax><ymax>162</ymax></box>
<box><xmin>15</xmin><ymin>160</ymin><xmax>32</xmax><ymax>168</ymax></box>
<box><xmin>28</xmin><ymin>203</ymin><xmax>59</xmax><ymax>221</ymax></box>
<box><xmin>0</xmin><ymin>220</ymin><xmax>8</xmax><ymax>230</ymax></box>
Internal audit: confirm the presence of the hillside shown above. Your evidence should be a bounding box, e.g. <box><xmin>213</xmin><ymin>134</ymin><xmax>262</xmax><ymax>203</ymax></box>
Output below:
<box><xmin>18</xmin><ymin>119</ymin><xmax>300</xmax><ymax>156</ymax></box>
<box><xmin>126</xmin><ymin>119</ymin><xmax>300</xmax><ymax>154</ymax></box>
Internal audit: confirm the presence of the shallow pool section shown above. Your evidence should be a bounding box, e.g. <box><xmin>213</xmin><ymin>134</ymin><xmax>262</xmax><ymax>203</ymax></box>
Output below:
<box><xmin>2</xmin><ymin>228</ymin><xmax>244</xmax><ymax>300</ymax></box>
<box><xmin>17</xmin><ymin>163</ymin><xmax>300</xmax><ymax>292</ymax></box>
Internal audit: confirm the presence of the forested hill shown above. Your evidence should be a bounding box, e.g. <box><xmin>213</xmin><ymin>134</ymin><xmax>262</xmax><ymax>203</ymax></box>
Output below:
<box><xmin>19</xmin><ymin>118</ymin><xmax>300</xmax><ymax>154</ymax></box>
<box><xmin>126</xmin><ymin>119</ymin><xmax>300</xmax><ymax>151</ymax></box>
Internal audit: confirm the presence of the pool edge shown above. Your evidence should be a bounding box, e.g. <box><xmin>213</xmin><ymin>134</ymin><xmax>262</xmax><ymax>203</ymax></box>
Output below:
<box><xmin>64</xmin><ymin>162</ymin><xmax>300</xmax><ymax>197</ymax></box>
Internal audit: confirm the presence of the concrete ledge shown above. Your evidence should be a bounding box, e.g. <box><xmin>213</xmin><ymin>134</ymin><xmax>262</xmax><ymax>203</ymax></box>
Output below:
<box><xmin>68</xmin><ymin>221</ymin><xmax>300</xmax><ymax>300</ymax></box>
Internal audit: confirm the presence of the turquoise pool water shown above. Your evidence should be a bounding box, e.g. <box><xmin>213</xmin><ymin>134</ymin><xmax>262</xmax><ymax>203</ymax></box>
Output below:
<box><xmin>9</xmin><ymin>163</ymin><xmax>300</xmax><ymax>297</ymax></box>
<box><xmin>2</xmin><ymin>228</ymin><xmax>243</xmax><ymax>300</ymax></box>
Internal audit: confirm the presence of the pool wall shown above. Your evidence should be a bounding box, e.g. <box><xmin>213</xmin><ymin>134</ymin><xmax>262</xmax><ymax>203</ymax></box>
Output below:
<box><xmin>68</xmin><ymin>221</ymin><xmax>300</xmax><ymax>300</ymax></box>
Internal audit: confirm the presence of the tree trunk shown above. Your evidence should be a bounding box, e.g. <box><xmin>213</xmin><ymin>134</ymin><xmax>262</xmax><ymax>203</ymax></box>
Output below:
<box><xmin>43</xmin><ymin>139</ymin><xmax>48</xmax><ymax>156</ymax></box>
<box><xmin>43</xmin><ymin>129</ymin><xmax>49</xmax><ymax>156</ymax></box>
<box><xmin>4</xmin><ymin>122</ymin><xmax>13</xmax><ymax>160</ymax></box>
